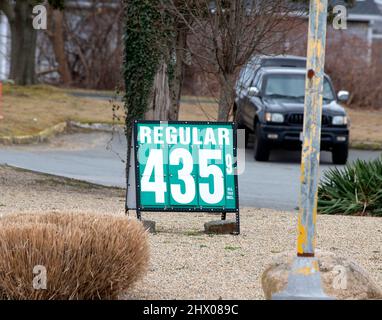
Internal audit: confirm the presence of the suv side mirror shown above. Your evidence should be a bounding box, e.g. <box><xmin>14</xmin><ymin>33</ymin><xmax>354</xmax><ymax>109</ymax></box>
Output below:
<box><xmin>248</xmin><ymin>87</ymin><xmax>260</xmax><ymax>97</ymax></box>
<box><xmin>337</xmin><ymin>90</ymin><xmax>349</xmax><ymax>102</ymax></box>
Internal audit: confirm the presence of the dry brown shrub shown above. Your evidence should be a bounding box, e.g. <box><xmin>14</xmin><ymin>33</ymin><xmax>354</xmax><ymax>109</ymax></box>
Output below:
<box><xmin>0</xmin><ymin>213</ymin><xmax>149</xmax><ymax>300</ymax></box>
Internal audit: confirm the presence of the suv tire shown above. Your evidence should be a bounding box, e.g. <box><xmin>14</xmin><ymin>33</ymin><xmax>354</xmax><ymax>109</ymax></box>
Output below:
<box><xmin>254</xmin><ymin>125</ymin><xmax>270</xmax><ymax>161</ymax></box>
<box><xmin>332</xmin><ymin>144</ymin><xmax>349</xmax><ymax>165</ymax></box>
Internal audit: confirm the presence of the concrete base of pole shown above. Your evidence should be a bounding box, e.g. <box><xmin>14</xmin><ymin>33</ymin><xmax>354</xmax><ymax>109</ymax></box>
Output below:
<box><xmin>272</xmin><ymin>257</ymin><xmax>334</xmax><ymax>300</ymax></box>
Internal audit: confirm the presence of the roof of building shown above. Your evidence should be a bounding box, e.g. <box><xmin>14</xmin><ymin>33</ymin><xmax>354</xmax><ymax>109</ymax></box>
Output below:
<box><xmin>344</xmin><ymin>0</ymin><xmax>382</xmax><ymax>21</ymax></box>
<box><xmin>290</xmin><ymin>0</ymin><xmax>382</xmax><ymax>21</ymax></box>
<box><xmin>342</xmin><ymin>0</ymin><xmax>380</xmax><ymax>16</ymax></box>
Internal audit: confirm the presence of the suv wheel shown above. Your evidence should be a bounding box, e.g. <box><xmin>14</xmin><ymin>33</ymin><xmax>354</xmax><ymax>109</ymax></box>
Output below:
<box><xmin>332</xmin><ymin>144</ymin><xmax>349</xmax><ymax>165</ymax></box>
<box><xmin>254</xmin><ymin>125</ymin><xmax>270</xmax><ymax>161</ymax></box>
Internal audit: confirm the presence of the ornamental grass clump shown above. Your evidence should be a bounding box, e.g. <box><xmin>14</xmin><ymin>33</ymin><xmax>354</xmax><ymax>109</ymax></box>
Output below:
<box><xmin>0</xmin><ymin>213</ymin><xmax>149</xmax><ymax>300</ymax></box>
<box><xmin>318</xmin><ymin>157</ymin><xmax>382</xmax><ymax>216</ymax></box>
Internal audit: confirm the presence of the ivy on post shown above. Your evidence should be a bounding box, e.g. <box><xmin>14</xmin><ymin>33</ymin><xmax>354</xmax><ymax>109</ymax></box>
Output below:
<box><xmin>123</xmin><ymin>0</ymin><xmax>162</xmax><ymax>214</ymax></box>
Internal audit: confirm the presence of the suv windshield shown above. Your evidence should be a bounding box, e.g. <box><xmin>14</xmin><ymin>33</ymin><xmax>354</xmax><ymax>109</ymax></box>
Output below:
<box><xmin>263</xmin><ymin>73</ymin><xmax>335</xmax><ymax>101</ymax></box>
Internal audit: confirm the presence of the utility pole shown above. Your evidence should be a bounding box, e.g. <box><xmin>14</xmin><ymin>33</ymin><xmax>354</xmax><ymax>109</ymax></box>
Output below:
<box><xmin>273</xmin><ymin>0</ymin><xmax>332</xmax><ymax>299</ymax></box>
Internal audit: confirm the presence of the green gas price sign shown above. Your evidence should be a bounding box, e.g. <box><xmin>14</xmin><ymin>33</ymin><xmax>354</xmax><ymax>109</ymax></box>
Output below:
<box><xmin>134</xmin><ymin>121</ymin><xmax>239</xmax><ymax>212</ymax></box>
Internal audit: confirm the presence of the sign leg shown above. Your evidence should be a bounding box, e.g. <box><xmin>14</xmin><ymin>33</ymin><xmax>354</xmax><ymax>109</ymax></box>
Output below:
<box><xmin>235</xmin><ymin>210</ymin><xmax>240</xmax><ymax>235</ymax></box>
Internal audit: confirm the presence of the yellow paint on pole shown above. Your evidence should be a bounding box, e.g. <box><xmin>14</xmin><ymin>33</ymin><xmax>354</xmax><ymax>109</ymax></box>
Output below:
<box><xmin>297</xmin><ymin>216</ymin><xmax>307</xmax><ymax>255</ymax></box>
<box><xmin>296</xmin><ymin>261</ymin><xmax>319</xmax><ymax>276</ymax></box>
<box><xmin>273</xmin><ymin>1</ymin><xmax>333</xmax><ymax>299</ymax></box>
<box><xmin>297</xmin><ymin>0</ymin><xmax>328</xmax><ymax>257</ymax></box>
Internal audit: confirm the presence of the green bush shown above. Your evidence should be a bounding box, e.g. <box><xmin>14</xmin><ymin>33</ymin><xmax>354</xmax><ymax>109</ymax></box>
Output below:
<box><xmin>318</xmin><ymin>157</ymin><xmax>382</xmax><ymax>216</ymax></box>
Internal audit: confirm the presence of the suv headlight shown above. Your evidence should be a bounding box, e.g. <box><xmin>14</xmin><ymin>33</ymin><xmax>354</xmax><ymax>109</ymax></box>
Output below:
<box><xmin>265</xmin><ymin>112</ymin><xmax>284</xmax><ymax>123</ymax></box>
<box><xmin>332</xmin><ymin>116</ymin><xmax>348</xmax><ymax>125</ymax></box>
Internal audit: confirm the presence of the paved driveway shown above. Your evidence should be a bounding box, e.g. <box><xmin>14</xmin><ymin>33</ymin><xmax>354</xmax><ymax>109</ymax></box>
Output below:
<box><xmin>0</xmin><ymin>130</ymin><xmax>380</xmax><ymax>211</ymax></box>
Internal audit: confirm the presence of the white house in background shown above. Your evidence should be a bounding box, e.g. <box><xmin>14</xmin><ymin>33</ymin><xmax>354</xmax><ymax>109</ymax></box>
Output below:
<box><xmin>373</xmin><ymin>1</ymin><xmax>382</xmax><ymax>48</ymax></box>
<box><xmin>342</xmin><ymin>0</ymin><xmax>382</xmax><ymax>61</ymax></box>
<box><xmin>331</xmin><ymin>0</ymin><xmax>382</xmax><ymax>63</ymax></box>
<box><xmin>0</xmin><ymin>12</ymin><xmax>10</xmax><ymax>81</ymax></box>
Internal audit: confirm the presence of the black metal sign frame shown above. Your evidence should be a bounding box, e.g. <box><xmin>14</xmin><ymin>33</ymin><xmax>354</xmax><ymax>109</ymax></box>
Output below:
<box><xmin>132</xmin><ymin>120</ymin><xmax>240</xmax><ymax>235</ymax></box>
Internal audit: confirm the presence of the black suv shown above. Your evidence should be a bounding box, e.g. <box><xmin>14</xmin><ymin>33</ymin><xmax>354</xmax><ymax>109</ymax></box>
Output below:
<box><xmin>235</xmin><ymin>55</ymin><xmax>350</xmax><ymax>164</ymax></box>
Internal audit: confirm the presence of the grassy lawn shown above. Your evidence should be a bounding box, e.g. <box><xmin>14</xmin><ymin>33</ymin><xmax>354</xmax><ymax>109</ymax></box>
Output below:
<box><xmin>0</xmin><ymin>85</ymin><xmax>123</xmax><ymax>137</ymax></box>
<box><xmin>0</xmin><ymin>85</ymin><xmax>381</xmax><ymax>149</ymax></box>
<box><xmin>346</xmin><ymin>109</ymin><xmax>382</xmax><ymax>149</ymax></box>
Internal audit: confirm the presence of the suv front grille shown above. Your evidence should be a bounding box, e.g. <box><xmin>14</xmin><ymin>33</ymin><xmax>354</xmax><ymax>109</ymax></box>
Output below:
<box><xmin>287</xmin><ymin>114</ymin><xmax>331</xmax><ymax>126</ymax></box>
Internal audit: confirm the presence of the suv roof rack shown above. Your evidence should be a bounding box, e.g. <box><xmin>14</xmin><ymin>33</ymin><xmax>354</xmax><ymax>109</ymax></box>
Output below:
<box><xmin>250</xmin><ymin>55</ymin><xmax>307</xmax><ymax>69</ymax></box>
<box><xmin>263</xmin><ymin>56</ymin><xmax>307</xmax><ymax>68</ymax></box>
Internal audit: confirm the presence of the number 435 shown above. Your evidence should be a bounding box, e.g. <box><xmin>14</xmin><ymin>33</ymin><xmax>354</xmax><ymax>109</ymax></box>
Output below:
<box><xmin>141</xmin><ymin>148</ymin><xmax>233</xmax><ymax>205</ymax></box>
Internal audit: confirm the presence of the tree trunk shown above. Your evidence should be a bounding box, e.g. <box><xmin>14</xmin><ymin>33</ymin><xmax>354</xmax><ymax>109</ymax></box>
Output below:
<box><xmin>145</xmin><ymin>61</ymin><xmax>171</xmax><ymax>120</ymax></box>
<box><xmin>168</xmin><ymin>27</ymin><xmax>187</xmax><ymax>121</ymax></box>
<box><xmin>9</xmin><ymin>2</ymin><xmax>37</xmax><ymax>85</ymax></box>
<box><xmin>48</xmin><ymin>7</ymin><xmax>72</xmax><ymax>85</ymax></box>
<box><xmin>217</xmin><ymin>74</ymin><xmax>236</xmax><ymax>121</ymax></box>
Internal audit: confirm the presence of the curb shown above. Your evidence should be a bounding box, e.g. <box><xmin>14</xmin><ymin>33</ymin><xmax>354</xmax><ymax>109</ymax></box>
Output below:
<box><xmin>68</xmin><ymin>121</ymin><xmax>124</xmax><ymax>132</ymax></box>
<box><xmin>350</xmin><ymin>141</ymin><xmax>382</xmax><ymax>151</ymax></box>
<box><xmin>1</xmin><ymin>122</ymin><xmax>382</xmax><ymax>151</ymax></box>
<box><xmin>0</xmin><ymin>122</ymin><xmax>68</xmax><ymax>145</ymax></box>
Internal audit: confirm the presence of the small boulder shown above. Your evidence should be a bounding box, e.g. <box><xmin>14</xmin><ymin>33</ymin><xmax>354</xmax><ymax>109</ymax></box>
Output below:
<box><xmin>262</xmin><ymin>250</ymin><xmax>382</xmax><ymax>300</ymax></box>
<box><xmin>142</xmin><ymin>220</ymin><xmax>156</xmax><ymax>233</ymax></box>
<box><xmin>204</xmin><ymin>220</ymin><xmax>237</xmax><ymax>235</ymax></box>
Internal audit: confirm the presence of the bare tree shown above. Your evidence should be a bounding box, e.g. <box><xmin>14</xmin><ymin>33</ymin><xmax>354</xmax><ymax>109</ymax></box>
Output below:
<box><xmin>144</xmin><ymin>2</ymin><xmax>189</xmax><ymax>121</ymax></box>
<box><xmin>165</xmin><ymin>0</ymin><xmax>308</xmax><ymax>121</ymax></box>
<box><xmin>145</xmin><ymin>61</ymin><xmax>172</xmax><ymax>120</ymax></box>
<box><xmin>64</xmin><ymin>1</ymin><xmax>123</xmax><ymax>89</ymax></box>
<box><xmin>0</xmin><ymin>1</ymin><xmax>38</xmax><ymax>85</ymax></box>
<box><xmin>46</xmin><ymin>4</ymin><xmax>72</xmax><ymax>85</ymax></box>
<box><xmin>37</xmin><ymin>0</ymin><xmax>123</xmax><ymax>89</ymax></box>
<box><xmin>0</xmin><ymin>0</ymin><xmax>63</xmax><ymax>85</ymax></box>
<box><xmin>169</xmin><ymin>21</ymin><xmax>188</xmax><ymax>120</ymax></box>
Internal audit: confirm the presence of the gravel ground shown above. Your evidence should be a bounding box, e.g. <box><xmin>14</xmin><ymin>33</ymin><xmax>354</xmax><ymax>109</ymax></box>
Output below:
<box><xmin>0</xmin><ymin>165</ymin><xmax>381</xmax><ymax>300</ymax></box>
